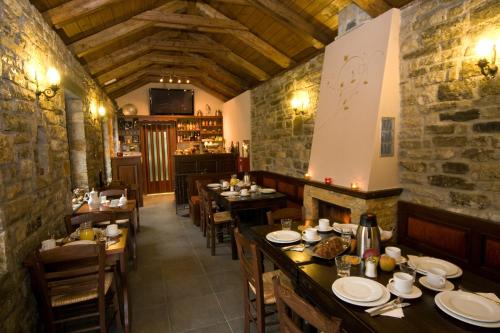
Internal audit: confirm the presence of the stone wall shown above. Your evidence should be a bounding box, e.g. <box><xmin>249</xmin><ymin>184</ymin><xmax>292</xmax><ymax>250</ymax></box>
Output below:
<box><xmin>251</xmin><ymin>54</ymin><xmax>323</xmax><ymax>177</ymax></box>
<box><xmin>399</xmin><ymin>0</ymin><xmax>500</xmax><ymax>221</ymax></box>
<box><xmin>0</xmin><ymin>0</ymin><xmax>113</xmax><ymax>331</ymax></box>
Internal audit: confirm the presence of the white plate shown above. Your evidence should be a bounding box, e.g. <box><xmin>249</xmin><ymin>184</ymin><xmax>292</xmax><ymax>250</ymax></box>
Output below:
<box><xmin>418</xmin><ymin>276</ymin><xmax>454</xmax><ymax>292</ymax></box>
<box><xmin>408</xmin><ymin>255</ymin><xmax>462</xmax><ymax>278</ymax></box>
<box><xmin>260</xmin><ymin>188</ymin><xmax>276</xmax><ymax>194</ymax></box>
<box><xmin>438</xmin><ymin>291</ymin><xmax>500</xmax><ymax>323</ymax></box>
<box><xmin>266</xmin><ymin>230</ymin><xmax>301</xmax><ymax>244</ymax></box>
<box><xmin>239</xmin><ymin>192</ymin><xmax>250</xmax><ymax>197</ymax></box>
<box><xmin>387</xmin><ymin>282</ymin><xmax>422</xmax><ymax>299</ymax></box>
<box><xmin>435</xmin><ymin>293</ymin><xmax>500</xmax><ymax>328</ymax></box>
<box><xmin>302</xmin><ymin>235</ymin><xmax>322</xmax><ymax>243</ymax></box>
<box><xmin>314</xmin><ymin>226</ymin><xmax>334</xmax><ymax>233</ymax></box>
<box><xmin>207</xmin><ymin>183</ymin><xmax>221</xmax><ymax>188</ymax></box>
<box><xmin>332</xmin><ymin>279</ymin><xmax>390</xmax><ymax>307</ymax></box>
<box><xmin>332</xmin><ymin>277</ymin><xmax>384</xmax><ymax>302</ymax></box>
<box><xmin>105</xmin><ymin>229</ymin><xmax>122</xmax><ymax>237</ymax></box>
<box><xmin>64</xmin><ymin>240</ymin><xmax>96</xmax><ymax>246</ymax></box>
<box><xmin>220</xmin><ymin>191</ymin><xmax>239</xmax><ymax>197</ymax></box>
<box><xmin>332</xmin><ymin>223</ymin><xmax>357</xmax><ymax>235</ymax></box>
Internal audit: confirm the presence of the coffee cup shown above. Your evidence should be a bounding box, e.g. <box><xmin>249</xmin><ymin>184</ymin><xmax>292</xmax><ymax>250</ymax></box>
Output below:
<box><xmin>106</xmin><ymin>224</ymin><xmax>119</xmax><ymax>236</ymax></box>
<box><xmin>385</xmin><ymin>246</ymin><xmax>401</xmax><ymax>260</ymax></box>
<box><xmin>240</xmin><ymin>188</ymin><xmax>249</xmax><ymax>196</ymax></box>
<box><xmin>426</xmin><ymin>268</ymin><xmax>446</xmax><ymax>288</ymax></box>
<box><xmin>318</xmin><ymin>218</ymin><xmax>330</xmax><ymax>231</ymax></box>
<box><xmin>41</xmin><ymin>239</ymin><xmax>56</xmax><ymax>251</ymax></box>
<box><xmin>302</xmin><ymin>228</ymin><xmax>318</xmax><ymax>241</ymax></box>
<box><xmin>222</xmin><ymin>181</ymin><xmax>229</xmax><ymax>188</ymax></box>
<box><xmin>250</xmin><ymin>184</ymin><xmax>257</xmax><ymax>191</ymax></box>
<box><xmin>389</xmin><ymin>272</ymin><xmax>413</xmax><ymax>294</ymax></box>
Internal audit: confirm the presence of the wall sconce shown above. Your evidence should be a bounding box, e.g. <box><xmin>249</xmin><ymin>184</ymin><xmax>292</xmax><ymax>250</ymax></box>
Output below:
<box><xmin>35</xmin><ymin>67</ymin><xmax>61</xmax><ymax>99</ymax></box>
<box><xmin>291</xmin><ymin>90</ymin><xmax>310</xmax><ymax>114</ymax></box>
<box><xmin>98</xmin><ymin>105</ymin><xmax>106</xmax><ymax>117</ymax></box>
<box><xmin>476</xmin><ymin>39</ymin><xmax>498</xmax><ymax>79</ymax></box>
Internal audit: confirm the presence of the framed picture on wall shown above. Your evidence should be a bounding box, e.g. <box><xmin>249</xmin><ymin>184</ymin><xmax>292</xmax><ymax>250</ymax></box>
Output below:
<box><xmin>381</xmin><ymin>117</ymin><xmax>394</xmax><ymax>157</ymax></box>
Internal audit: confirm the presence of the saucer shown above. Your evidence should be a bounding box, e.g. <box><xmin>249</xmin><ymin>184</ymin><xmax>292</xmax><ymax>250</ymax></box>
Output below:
<box><xmin>240</xmin><ymin>192</ymin><xmax>250</xmax><ymax>197</ymax></box>
<box><xmin>314</xmin><ymin>226</ymin><xmax>334</xmax><ymax>233</ymax></box>
<box><xmin>387</xmin><ymin>282</ymin><xmax>422</xmax><ymax>299</ymax></box>
<box><xmin>419</xmin><ymin>276</ymin><xmax>454</xmax><ymax>292</ymax></box>
<box><xmin>302</xmin><ymin>234</ymin><xmax>321</xmax><ymax>243</ymax></box>
<box><xmin>105</xmin><ymin>229</ymin><xmax>122</xmax><ymax>238</ymax></box>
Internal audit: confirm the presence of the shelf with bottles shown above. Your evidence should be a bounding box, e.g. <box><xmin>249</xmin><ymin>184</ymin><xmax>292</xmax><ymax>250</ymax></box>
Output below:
<box><xmin>200</xmin><ymin>119</ymin><xmax>222</xmax><ymax>127</ymax></box>
<box><xmin>176</xmin><ymin>120</ymin><xmax>200</xmax><ymax>131</ymax></box>
<box><xmin>177</xmin><ymin>132</ymin><xmax>201</xmax><ymax>143</ymax></box>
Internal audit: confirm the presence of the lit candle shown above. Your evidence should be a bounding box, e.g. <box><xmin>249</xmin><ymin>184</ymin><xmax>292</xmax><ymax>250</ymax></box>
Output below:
<box><xmin>324</xmin><ymin>177</ymin><xmax>332</xmax><ymax>185</ymax></box>
<box><xmin>351</xmin><ymin>182</ymin><xmax>359</xmax><ymax>190</ymax></box>
<box><xmin>304</xmin><ymin>173</ymin><xmax>311</xmax><ymax>180</ymax></box>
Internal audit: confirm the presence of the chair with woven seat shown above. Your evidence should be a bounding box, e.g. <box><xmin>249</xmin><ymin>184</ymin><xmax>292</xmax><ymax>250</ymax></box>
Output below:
<box><xmin>273</xmin><ymin>275</ymin><xmax>342</xmax><ymax>333</ymax></box>
<box><xmin>30</xmin><ymin>241</ymin><xmax>122</xmax><ymax>333</ymax></box>
<box><xmin>65</xmin><ymin>212</ymin><xmax>116</xmax><ymax>234</ymax></box>
<box><xmin>200</xmin><ymin>188</ymin><xmax>234</xmax><ymax>256</ymax></box>
<box><xmin>106</xmin><ymin>181</ymin><xmax>142</xmax><ymax>231</ymax></box>
<box><xmin>266</xmin><ymin>207</ymin><xmax>303</xmax><ymax>226</ymax></box>
<box><xmin>234</xmin><ymin>228</ymin><xmax>293</xmax><ymax>333</ymax></box>
<box><xmin>196</xmin><ymin>179</ymin><xmax>215</xmax><ymax>236</ymax></box>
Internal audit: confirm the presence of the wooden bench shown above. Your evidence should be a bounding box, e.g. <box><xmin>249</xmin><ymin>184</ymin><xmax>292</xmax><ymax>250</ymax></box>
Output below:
<box><xmin>398</xmin><ymin>201</ymin><xmax>500</xmax><ymax>280</ymax></box>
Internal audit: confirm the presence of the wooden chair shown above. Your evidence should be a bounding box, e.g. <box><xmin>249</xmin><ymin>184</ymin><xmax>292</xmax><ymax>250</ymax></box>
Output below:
<box><xmin>30</xmin><ymin>241</ymin><xmax>122</xmax><ymax>333</ymax></box>
<box><xmin>196</xmin><ymin>179</ymin><xmax>214</xmax><ymax>236</ymax></box>
<box><xmin>200</xmin><ymin>188</ymin><xmax>234</xmax><ymax>256</ymax></box>
<box><xmin>65</xmin><ymin>212</ymin><xmax>116</xmax><ymax>234</ymax></box>
<box><xmin>234</xmin><ymin>228</ymin><xmax>293</xmax><ymax>333</ymax></box>
<box><xmin>105</xmin><ymin>181</ymin><xmax>142</xmax><ymax>231</ymax></box>
<box><xmin>272</xmin><ymin>276</ymin><xmax>341</xmax><ymax>333</ymax></box>
<box><xmin>266</xmin><ymin>207</ymin><xmax>303</xmax><ymax>226</ymax></box>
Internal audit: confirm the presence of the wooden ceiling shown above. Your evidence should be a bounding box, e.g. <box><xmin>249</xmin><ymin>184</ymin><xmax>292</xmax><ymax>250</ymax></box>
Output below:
<box><xmin>30</xmin><ymin>0</ymin><xmax>412</xmax><ymax>101</ymax></box>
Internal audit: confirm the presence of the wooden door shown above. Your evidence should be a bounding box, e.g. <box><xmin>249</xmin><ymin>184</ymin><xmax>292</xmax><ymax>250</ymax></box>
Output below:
<box><xmin>140</xmin><ymin>123</ymin><xmax>175</xmax><ymax>194</ymax></box>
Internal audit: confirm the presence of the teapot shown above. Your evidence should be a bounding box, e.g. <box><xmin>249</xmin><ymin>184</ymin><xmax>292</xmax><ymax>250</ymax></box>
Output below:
<box><xmin>84</xmin><ymin>188</ymin><xmax>100</xmax><ymax>210</ymax></box>
<box><xmin>119</xmin><ymin>194</ymin><xmax>128</xmax><ymax>206</ymax></box>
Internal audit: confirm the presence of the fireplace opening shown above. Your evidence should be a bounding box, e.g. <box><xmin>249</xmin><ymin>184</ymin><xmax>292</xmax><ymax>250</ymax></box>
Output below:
<box><xmin>317</xmin><ymin>199</ymin><xmax>352</xmax><ymax>224</ymax></box>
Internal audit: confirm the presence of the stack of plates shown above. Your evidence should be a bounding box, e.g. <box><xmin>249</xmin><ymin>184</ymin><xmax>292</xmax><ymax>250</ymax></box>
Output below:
<box><xmin>207</xmin><ymin>183</ymin><xmax>221</xmax><ymax>188</ymax></box>
<box><xmin>332</xmin><ymin>277</ymin><xmax>390</xmax><ymax>307</ymax></box>
<box><xmin>260</xmin><ymin>188</ymin><xmax>276</xmax><ymax>194</ymax></box>
<box><xmin>220</xmin><ymin>191</ymin><xmax>239</xmax><ymax>197</ymax></box>
<box><xmin>435</xmin><ymin>291</ymin><xmax>500</xmax><ymax>328</ymax></box>
<box><xmin>266</xmin><ymin>230</ymin><xmax>301</xmax><ymax>244</ymax></box>
<box><xmin>408</xmin><ymin>255</ymin><xmax>463</xmax><ymax>278</ymax></box>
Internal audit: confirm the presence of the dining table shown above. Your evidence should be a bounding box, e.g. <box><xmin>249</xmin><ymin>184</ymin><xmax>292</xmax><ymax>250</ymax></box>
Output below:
<box><xmin>206</xmin><ymin>186</ymin><xmax>287</xmax><ymax>259</ymax></box>
<box><xmin>246</xmin><ymin>223</ymin><xmax>500</xmax><ymax>333</ymax></box>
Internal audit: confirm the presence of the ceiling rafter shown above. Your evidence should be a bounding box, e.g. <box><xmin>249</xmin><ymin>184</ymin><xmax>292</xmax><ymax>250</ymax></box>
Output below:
<box><xmin>351</xmin><ymin>0</ymin><xmax>392</xmax><ymax>17</ymax></box>
<box><xmin>43</xmin><ymin>0</ymin><xmax>123</xmax><ymax>28</ymax></box>
<box><xmin>68</xmin><ymin>1</ymin><xmax>185</xmax><ymax>57</ymax></box>
<box><xmin>96</xmin><ymin>52</ymin><xmax>247</xmax><ymax>91</ymax></box>
<box><xmin>244</xmin><ymin>0</ymin><xmax>333</xmax><ymax>49</ymax></box>
<box><xmin>195</xmin><ymin>2</ymin><xmax>293</xmax><ymax>68</ymax></box>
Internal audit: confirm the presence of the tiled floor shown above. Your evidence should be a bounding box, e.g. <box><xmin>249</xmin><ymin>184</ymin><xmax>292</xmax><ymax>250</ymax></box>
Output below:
<box><xmin>129</xmin><ymin>193</ymin><xmax>276</xmax><ymax>333</ymax></box>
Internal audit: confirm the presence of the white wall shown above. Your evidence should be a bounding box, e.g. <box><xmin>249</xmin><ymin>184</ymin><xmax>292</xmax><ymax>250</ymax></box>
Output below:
<box><xmin>308</xmin><ymin>9</ymin><xmax>400</xmax><ymax>191</ymax></box>
<box><xmin>115</xmin><ymin>82</ymin><xmax>224</xmax><ymax>115</ymax></box>
<box><xmin>222</xmin><ymin>90</ymin><xmax>251</xmax><ymax>145</ymax></box>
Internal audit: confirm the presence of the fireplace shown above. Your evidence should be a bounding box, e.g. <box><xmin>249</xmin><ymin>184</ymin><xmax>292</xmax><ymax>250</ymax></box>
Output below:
<box><xmin>317</xmin><ymin>199</ymin><xmax>351</xmax><ymax>224</ymax></box>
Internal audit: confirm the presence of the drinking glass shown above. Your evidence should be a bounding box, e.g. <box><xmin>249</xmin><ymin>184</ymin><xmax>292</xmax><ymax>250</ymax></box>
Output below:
<box><xmin>340</xmin><ymin>228</ymin><xmax>351</xmax><ymax>249</ymax></box>
<box><xmin>281</xmin><ymin>218</ymin><xmax>292</xmax><ymax>230</ymax></box>
<box><xmin>335</xmin><ymin>255</ymin><xmax>351</xmax><ymax>277</ymax></box>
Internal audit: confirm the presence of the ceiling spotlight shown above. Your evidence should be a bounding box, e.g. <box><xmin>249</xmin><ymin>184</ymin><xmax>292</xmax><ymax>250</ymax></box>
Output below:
<box><xmin>160</xmin><ymin>78</ymin><xmax>164</xmax><ymax>83</ymax></box>
<box><xmin>178</xmin><ymin>79</ymin><xmax>181</xmax><ymax>83</ymax></box>
<box><xmin>169</xmin><ymin>77</ymin><xmax>173</xmax><ymax>83</ymax></box>
<box><xmin>186</xmin><ymin>79</ymin><xmax>190</xmax><ymax>84</ymax></box>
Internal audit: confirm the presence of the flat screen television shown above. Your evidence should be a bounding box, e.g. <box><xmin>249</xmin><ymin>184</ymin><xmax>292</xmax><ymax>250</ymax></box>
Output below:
<box><xmin>149</xmin><ymin>88</ymin><xmax>194</xmax><ymax>115</ymax></box>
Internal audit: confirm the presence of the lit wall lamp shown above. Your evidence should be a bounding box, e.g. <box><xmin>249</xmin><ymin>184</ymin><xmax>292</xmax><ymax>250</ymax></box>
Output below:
<box><xmin>35</xmin><ymin>67</ymin><xmax>61</xmax><ymax>99</ymax></box>
<box><xmin>291</xmin><ymin>90</ymin><xmax>310</xmax><ymax>114</ymax></box>
<box><xmin>476</xmin><ymin>39</ymin><xmax>498</xmax><ymax>79</ymax></box>
<box><xmin>98</xmin><ymin>105</ymin><xmax>106</xmax><ymax>117</ymax></box>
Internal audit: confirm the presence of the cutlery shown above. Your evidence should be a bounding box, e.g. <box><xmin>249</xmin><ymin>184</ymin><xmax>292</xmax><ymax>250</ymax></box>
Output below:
<box><xmin>369</xmin><ymin>302</ymin><xmax>410</xmax><ymax>317</ymax></box>
<box><xmin>365</xmin><ymin>298</ymin><xmax>399</xmax><ymax>314</ymax></box>
<box><xmin>281</xmin><ymin>244</ymin><xmax>305</xmax><ymax>251</ymax></box>
<box><xmin>458</xmin><ymin>286</ymin><xmax>500</xmax><ymax>305</ymax></box>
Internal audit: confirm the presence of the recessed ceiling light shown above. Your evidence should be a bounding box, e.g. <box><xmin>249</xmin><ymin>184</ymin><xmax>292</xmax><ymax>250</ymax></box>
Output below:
<box><xmin>104</xmin><ymin>78</ymin><xmax>117</xmax><ymax>86</ymax></box>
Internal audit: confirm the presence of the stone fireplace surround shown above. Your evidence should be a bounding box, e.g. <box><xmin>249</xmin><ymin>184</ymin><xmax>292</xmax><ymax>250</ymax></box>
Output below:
<box><xmin>303</xmin><ymin>183</ymin><xmax>402</xmax><ymax>230</ymax></box>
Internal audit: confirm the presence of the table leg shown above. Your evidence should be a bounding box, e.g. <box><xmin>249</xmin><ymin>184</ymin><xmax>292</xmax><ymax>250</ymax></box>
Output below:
<box><xmin>231</xmin><ymin>214</ymin><xmax>240</xmax><ymax>260</ymax></box>
<box><xmin>120</xmin><ymin>252</ymin><xmax>130</xmax><ymax>333</ymax></box>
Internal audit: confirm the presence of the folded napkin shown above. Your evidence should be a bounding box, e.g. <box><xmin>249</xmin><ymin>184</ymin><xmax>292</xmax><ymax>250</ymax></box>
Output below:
<box><xmin>332</xmin><ymin>223</ymin><xmax>393</xmax><ymax>241</ymax></box>
<box><xmin>365</xmin><ymin>302</ymin><xmax>405</xmax><ymax>318</ymax></box>
<box><xmin>459</xmin><ymin>291</ymin><xmax>500</xmax><ymax>303</ymax></box>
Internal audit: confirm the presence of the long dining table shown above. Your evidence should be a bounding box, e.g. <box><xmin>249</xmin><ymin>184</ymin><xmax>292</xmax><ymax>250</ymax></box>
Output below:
<box><xmin>206</xmin><ymin>186</ymin><xmax>287</xmax><ymax>259</ymax></box>
<box><xmin>246</xmin><ymin>223</ymin><xmax>500</xmax><ymax>333</ymax></box>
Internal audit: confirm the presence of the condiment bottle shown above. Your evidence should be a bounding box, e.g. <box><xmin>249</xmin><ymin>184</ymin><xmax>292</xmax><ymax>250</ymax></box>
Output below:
<box><xmin>365</xmin><ymin>257</ymin><xmax>377</xmax><ymax>278</ymax></box>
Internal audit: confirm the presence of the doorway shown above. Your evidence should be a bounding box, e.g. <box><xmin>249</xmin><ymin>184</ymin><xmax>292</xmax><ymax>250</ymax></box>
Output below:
<box><xmin>140</xmin><ymin>122</ymin><xmax>176</xmax><ymax>194</ymax></box>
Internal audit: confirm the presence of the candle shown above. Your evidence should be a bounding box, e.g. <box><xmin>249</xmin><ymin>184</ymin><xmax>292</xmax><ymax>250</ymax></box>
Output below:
<box><xmin>324</xmin><ymin>177</ymin><xmax>332</xmax><ymax>185</ymax></box>
<box><xmin>351</xmin><ymin>182</ymin><xmax>359</xmax><ymax>190</ymax></box>
<box><xmin>304</xmin><ymin>173</ymin><xmax>311</xmax><ymax>180</ymax></box>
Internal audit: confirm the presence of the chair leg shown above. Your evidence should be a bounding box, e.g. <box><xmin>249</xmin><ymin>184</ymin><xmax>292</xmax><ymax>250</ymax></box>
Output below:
<box><xmin>211</xmin><ymin>223</ymin><xmax>216</xmax><ymax>256</ymax></box>
<box><xmin>206</xmin><ymin>222</ymin><xmax>211</xmax><ymax>248</ymax></box>
<box><xmin>112</xmin><ymin>279</ymin><xmax>123</xmax><ymax>330</ymax></box>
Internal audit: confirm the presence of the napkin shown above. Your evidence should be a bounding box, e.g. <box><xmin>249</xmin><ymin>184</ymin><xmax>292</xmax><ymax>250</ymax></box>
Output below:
<box><xmin>459</xmin><ymin>291</ymin><xmax>500</xmax><ymax>303</ymax></box>
<box><xmin>365</xmin><ymin>302</ymin><xmax>405</xmax><ymax>318</ymax></box>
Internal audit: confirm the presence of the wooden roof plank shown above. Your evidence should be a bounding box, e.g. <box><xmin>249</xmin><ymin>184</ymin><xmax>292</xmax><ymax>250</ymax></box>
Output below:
<box><xmin>43</xmin><ymin>0</ymin><xmax>122</xmax><ymax>28</ymax></box>
<box><xmin>351</xmin><ymin>0</ymin><xmax>392</xmax><ymax>17</ymax></box>
<box><xmin>245</xmin><ymin>0</ymin><xmax>333</xmax><ymax>49</ymax></box>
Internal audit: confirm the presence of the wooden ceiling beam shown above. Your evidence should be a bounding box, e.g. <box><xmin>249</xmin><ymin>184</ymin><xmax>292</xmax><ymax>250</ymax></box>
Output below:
<box><xmin>43</xmin><ymin>0</ymin><xmax>123</xmax><ymax>28</ymax></box>
<box><xmin>351</xmin><ymin>0</ymin><xmax>392</xmax><ymax>17</ymax></box>
<box><xmin>68</xmin><ymin>1</ymin><xmax>186</xmax><ymax>57</ymax></box>
<box><xmin>196</xmin><ymin>2</ymin><xmax>293</xmax><ymax>68</ymax></box>
<box><xmin>245</xmin><ymin>0</ymin><xmax>332</xmax><ymax>49</ymax></box>
<box><xmin>136</xmin><ymin>11</ymin><xmax>248</xmax><ymax>31</ymax></box>
<box><xmin>96</xmin><ymin>52</ymin><xmax>247</xmax><ymax>91</ymax></box>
